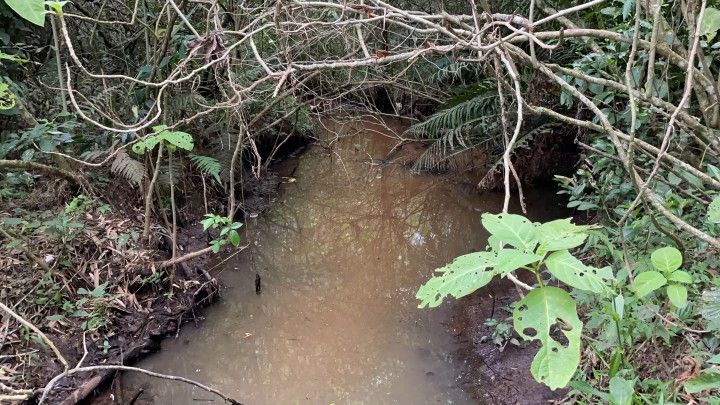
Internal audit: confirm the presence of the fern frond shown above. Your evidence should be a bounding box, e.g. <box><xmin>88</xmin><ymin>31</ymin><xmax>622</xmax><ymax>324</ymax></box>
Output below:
<box><xmin>111</xmin><ymin>149</ymin><xmax>145</xmax><ymax>188</ymax></box>
<box><xmin>189</xmin><ymin>154</ymin><xmax>222</xmax><ymax>185</ymax></box>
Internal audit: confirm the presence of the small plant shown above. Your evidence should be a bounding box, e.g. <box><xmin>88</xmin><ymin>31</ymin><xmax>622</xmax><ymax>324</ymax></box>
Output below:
<box><xmin>201</xmin><ymin>213</ymin><xmax>243</xmax><ymax>253</ymax></box>
<box><xmin>417</xmin><ymin>213</ymin><xmax>611</xmax><ymax>390</ymax></box>
<box><xmin>632</xmin><ymin>246</ymin><xmax>694</xmax><ymax>309</ymax></box>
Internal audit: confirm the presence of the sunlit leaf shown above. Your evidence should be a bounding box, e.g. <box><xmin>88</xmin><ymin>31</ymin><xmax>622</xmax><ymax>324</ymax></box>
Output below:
<box><xmin>513</xmin><ymin>287</ymin><xmax>582</xmax><ymax>390</ymax></box>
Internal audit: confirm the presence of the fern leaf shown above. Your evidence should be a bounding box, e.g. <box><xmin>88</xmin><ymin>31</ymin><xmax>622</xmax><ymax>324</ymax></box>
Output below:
<box><xmin>189</xmin><ymin>154</ymin><xmax>222</xmax><ymax>185</ymax></box>
<box><xmin>111</xmin><ymin>149</ymin><xmax>145</xmax><ymax>188</ymax></box>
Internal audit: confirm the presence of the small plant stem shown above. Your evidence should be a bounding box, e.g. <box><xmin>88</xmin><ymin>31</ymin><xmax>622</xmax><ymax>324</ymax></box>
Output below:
<box><xmin>50</xmin><ymin>13</ymin><xmax>68</xmax><ymax>113</ymax></box>
<box><xmin>143</xmin><ymin>143</ymin><xmax>164</xmax><ymax>242</ymax></box>
<box><xmin>169</xmin><ymin>149</ymin><xmax>177</xmax><ymax>259</ymax></box>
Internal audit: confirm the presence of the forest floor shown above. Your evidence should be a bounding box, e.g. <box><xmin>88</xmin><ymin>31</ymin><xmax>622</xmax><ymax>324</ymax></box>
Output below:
<box><xmin>0</xmin><ymin>166</ymin><xmax>284</xmax><ymax>403</ymax></box>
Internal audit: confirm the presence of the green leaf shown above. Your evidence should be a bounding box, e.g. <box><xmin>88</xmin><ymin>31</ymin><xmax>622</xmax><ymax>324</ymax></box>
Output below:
<box><xmin>494</xmin><ymin>248</ymin><xmax>542</xmax><ymax>275</ymax></box>
<box><xmin>701</xmin><ymin>7</ymin><xmax>720</xmax><ymax>41</ymax></box>
<box><xmin>632</xmin><ymin>271</ymin><xmax>667</xmax><ymax>297</ymax></box>
<box><xmin>668</xmin><ymin>270</ymin><xmax>693</xmax><ymax>284</ymax></box>
<box><xmin>160</xmin><ymin>130</ymin><xmax>194</xmax><ymax>151</ymax></box>
<box><xmin>609</xmin><ymin>376</ymin><xmax>634</xmax><ymax>405</ymax></box>
<box><xmin>4</xmin><ymin>0</ymin><xmax>45</xmax><ymax>26</ymax></box>
<box><xmin>650</xmin><ymin>246</ymin><xmax>682</xmax><ymax>273</ymax></box>
<box><xmin>513</xmin><ymin>287</ymin><xmax>582</xmax><ymax>390</ymax></box>
<box><xmin>481</xmin><ymin>213</ymin><xmax>538</xmax><ymax>252</ymax></box>
<box><xmin>685</xmin><ymin>370</ymin><xmax>720</xmax><ymax>394</ymax></box>
<box><xmin>131</xmin><ymin>135</ymin><xmax>162</xmax><ymax>155</ymax></box>
<box><xmin>417</xmin><ymin>252</ymin><xmax>497</xmax><ymax>308</ymax></box>
<box><xmin>666</xmin><ymin>284</ymin><xmax>688</xmax><ymax>308</ymax></box>
<box><xmin>709</xmin><ymin>195</ymin><xmax>720</xmax><ymax>224</ymax></box>
<box><xmin>0</xmin><ymin>81</ymin><xmax>16</xmax><ymax>110</ymax></box>
<box><xmin>700</xmin><ymin>289</ymin><xmax>720</xmax><ymax>327</ymax></box>
<box><xmin>201</xmin><ymin>217</ymin><xmax>214</xmax><ymax>231</ymax></box>
<box><xmin>536</xmin><ymin>218</ymin><xmax>589</xmax><ymax>253</ymax></box>
<box><xmin>545</xmin><ymin>250</ymin><xmax>613</xmax><ymax>294</ymax></box>
<box><xmin>228</xmin><ymin>230</ymin><xmax>240</xmax><ymax>247</ymax></box>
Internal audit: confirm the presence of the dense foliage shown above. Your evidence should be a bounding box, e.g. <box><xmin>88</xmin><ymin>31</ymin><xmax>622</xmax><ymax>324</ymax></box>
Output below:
<box><xmin>2</xmin><ymin>0</ymin><xmax>720</xmax><ymax>402</ymax></box>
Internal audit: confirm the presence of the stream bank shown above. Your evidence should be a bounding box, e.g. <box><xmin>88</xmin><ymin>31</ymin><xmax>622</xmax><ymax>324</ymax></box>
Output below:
<box><xmin>112</xmin><ymin>117</ymin><xmax>569</xmax><ymax>404</ymax></box>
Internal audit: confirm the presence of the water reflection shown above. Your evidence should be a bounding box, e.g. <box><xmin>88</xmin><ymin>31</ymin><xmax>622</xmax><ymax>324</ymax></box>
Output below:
<box><xmin>123</xmin><ymin>119</ymin><xmax>556</xmax><ymax>404</ymax></box>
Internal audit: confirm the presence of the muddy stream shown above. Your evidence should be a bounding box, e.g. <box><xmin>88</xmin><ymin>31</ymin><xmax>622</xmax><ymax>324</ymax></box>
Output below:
<box><xmin>122</xmin><ymin>119</ymin><xmax>563</xmax><ymax>404</ymax></box>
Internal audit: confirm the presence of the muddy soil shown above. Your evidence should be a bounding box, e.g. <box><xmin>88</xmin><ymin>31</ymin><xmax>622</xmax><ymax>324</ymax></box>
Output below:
<box><xmin>449</xmin><ymin>278</ymin><xmax>566</xmax><ymax>404</ymax></box>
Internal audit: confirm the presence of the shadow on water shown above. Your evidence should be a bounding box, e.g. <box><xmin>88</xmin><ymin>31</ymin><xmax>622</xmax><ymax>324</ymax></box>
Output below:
<box><xmin>121</xmin><ymin>118</ymin><xmax>565</xmax><ymax>404</ymax></box>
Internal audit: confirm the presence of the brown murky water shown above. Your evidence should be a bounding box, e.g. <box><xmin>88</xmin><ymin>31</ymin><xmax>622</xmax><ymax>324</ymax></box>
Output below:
<box><xmin>123</xmin><ymin>118</ymin><xmax>562</xmax><ymax>404</ymax></box>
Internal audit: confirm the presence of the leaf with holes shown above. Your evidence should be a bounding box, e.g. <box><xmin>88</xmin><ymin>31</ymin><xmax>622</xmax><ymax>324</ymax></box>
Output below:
<box><xmin>513</xmin><ymin>287</ymin><xmax>582</xmax><ymax>390</ymax></box>
<box><xmin>494</xmin><ymin>248</ymin><xmax>542</xmax><ymax>275</ymax></box>
<box><xmin>481</xmin><ymin>213</ymin><xmax>538</xmax><ymax>252</ymax></box>
<box><xmin>4</xmin><ymin>0</ymin><xmax>45</xmax><ymax>26</ymax></box>
<box><xmin>632</xmin><ymin>271</ymin><xmax>667</xmax><ymax>297</ymax></box>
<box><xmin>416</xmin><ymin>251</ymin><xmax>497</xmax><ymax>308</ymax></box>
<box><xmin>131</xmin><ymin>135</ymin><xmax>162</xmax><ymax>155</ymax></box>
<box><xmin>709</xmin><ymin>195</ymin><xmax>720</xmax><ymax>224</ymax></box>
<box><xmin>666</xmin><ymin>284</ymin><xmax>688</xmax><ymax>308</ymax></box>
<box><xmin>545</xmin><ymin>250</ymin><xmax>613</xmax><ymax>294</ymax></box>
<box><xmin>650</xmin><ymin>246</ymin><xmax>682</xmax><ymax>273</ymax></box>
<box><xmin>160</xmin><ymin>130</ymin><xmax>194</xmax><ymax>151</ymax></box>
<box><xmin>536</xmin><ymin>218</ymin><xmax>589</xmax><ymax>254</ymax></box>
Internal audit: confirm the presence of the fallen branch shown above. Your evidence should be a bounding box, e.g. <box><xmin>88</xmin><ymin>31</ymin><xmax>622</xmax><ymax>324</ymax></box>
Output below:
<box><xmin>154</xmin><ymin>244</ymin><xmax>248</xmax><ymax>269</ymax></box>
<box><xmin>39</xmin><ymin>365</ymin><xmax>243</xmax><ymax>404</ymax></box>
<box><xmin>0</xmin><ymin>159</ymin><xmax>91</xmax><ymax>191</ymax></box>
<box><xmin>0</xmin><ymin>301</ymin><xmax>69</xmax><ymax>371</ymax></box>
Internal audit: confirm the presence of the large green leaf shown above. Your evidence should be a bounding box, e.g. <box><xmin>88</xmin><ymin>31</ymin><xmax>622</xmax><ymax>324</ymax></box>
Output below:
<box><xmin>632</xmin><ymin>271</ymin><xmax>667</xmax><ymax>297</ymax></box>
<box><xmin>161</xmin><ymin>130</ymin><xmax>194</xmax><ymax>151</ymax></box>
<box><xmin>667</xmin><ymin>270</ymin><xmax>693</xmax><ymax>284</ymax></box>
<box><xmin>416</xmin><ymin>252</ymin><xmax>497</xmax><ymax>308</ymax></box>
<box><xmin>609</xmin><ymin>376</ymin><xmax>634</xmax><ymax>405</ymax></box>
<box><xmin>701</xmin><ymin>7</ymin><xmax>720</xmax><ymax>41</ymax></box>
<box><xmin>700</xmin><ymin>289</ymin><xmax>720</xmax><ymax>330</ymax></box>
<box><xmin>650</xmin><ymin>246</ymin><xmax>682</xmax><ymax>273</ymax></box>
<box><xmin>513</xmin><ymin>287</ymin><xmax>582</xmax><ymax>390</ymax></box>
<box><xmin>4</xmin><ymin>0</ymin><xmax>45</xmax><ymax>26</ymax></box>
<box><xmin>684</xmin><ymin>370</ymin><xmax>720</xmax><ymax>394</ymax></box>
<box><xmin>536</xmin><ymin>218</ymin><xmax>589</xmax><ymax>253</ymax></box>
<box><xmin>709</xmin><ymin>195</ymin><xmax>720</xmax><ymax>224</ymax></box>
<box><xmin>545</xmin><ymin>250</ymin><xmax>613</xmax><ymax>294</ymax></box>
<box><xmin>132</xmin><ymin>127</ymin><xmax>194</xmax><ymax>154</ymax></box>
<box><xmin>666</xmin><ymin>284</ymin><xmax>688</xmax><ymax>308</ymax></box>
<box><xmin>494</xmin><ymin>248</ymin><xmax>542</xmax><ymax>275</ymax></box>
<box><xmin>481</xmin><ymin>213</ymin><xmax>538</xmax><ymax>252</ymax></box>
